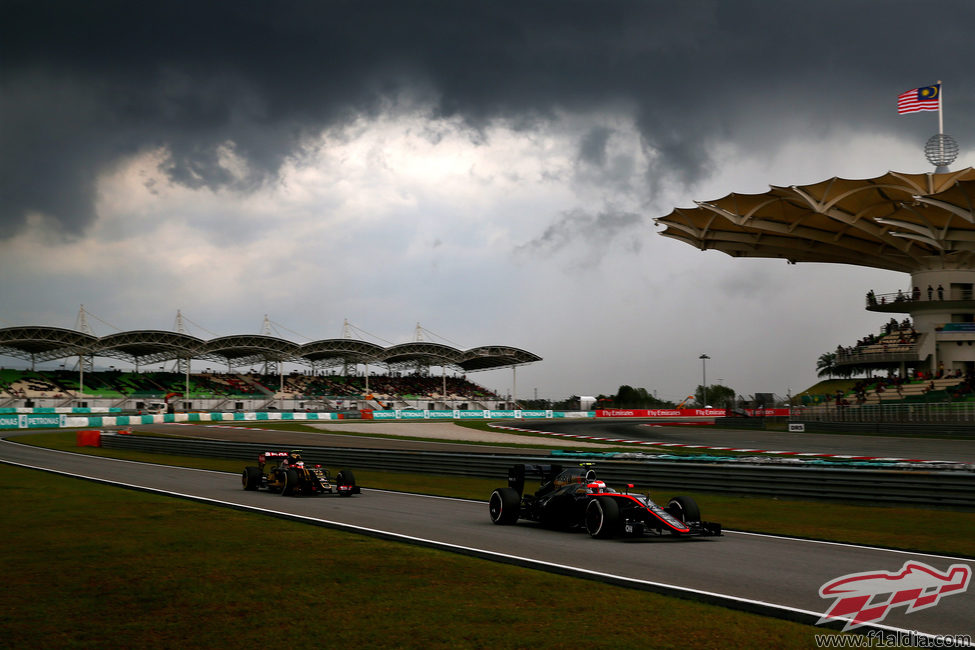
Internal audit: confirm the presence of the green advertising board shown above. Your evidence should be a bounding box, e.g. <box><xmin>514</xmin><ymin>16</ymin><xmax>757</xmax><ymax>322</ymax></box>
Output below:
<box><xmin>0</xmin><ymin>413</ymin><xmax>66</xmax><ymax>429</ymax></box>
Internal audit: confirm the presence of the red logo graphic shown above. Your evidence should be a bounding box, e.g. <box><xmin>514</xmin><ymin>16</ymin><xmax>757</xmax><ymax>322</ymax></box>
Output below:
<box><xmin>818</xmin><ymin>561</ymin><xmax>971</xmax><ymax>630</ymax></box>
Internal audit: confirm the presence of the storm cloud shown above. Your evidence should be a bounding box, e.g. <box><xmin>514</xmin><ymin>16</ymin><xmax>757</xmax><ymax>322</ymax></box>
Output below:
<box><xmin>4</xmin><ymin>0</ymin><xmax>973</xmax><ymax>238</ymax></box>
<box><xmin>2</xmin><ymin>0</ymin><xmax>974</xmax><ymax>401</ymax></box>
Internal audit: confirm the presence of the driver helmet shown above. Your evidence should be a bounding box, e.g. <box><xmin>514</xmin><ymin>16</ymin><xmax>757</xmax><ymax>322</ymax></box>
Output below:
<box><xmin>587</xmin><ymin>480</ymin><xmax>607</xmax><ymax>493</ymax></box>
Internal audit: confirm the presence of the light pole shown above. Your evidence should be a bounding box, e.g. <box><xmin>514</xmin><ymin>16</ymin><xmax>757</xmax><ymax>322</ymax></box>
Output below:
<box><xmin>699</xmin><ymin>354</ymin><xmax>710</xmax><ymax>407</ymax></box>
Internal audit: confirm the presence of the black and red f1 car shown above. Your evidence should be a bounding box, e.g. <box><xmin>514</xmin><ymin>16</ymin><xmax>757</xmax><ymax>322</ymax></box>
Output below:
<box><xmin>242</xmin><ymin>450</ymin><xmax>359</xmax><ymax>497</ymax></box>
<box><xmin>489</xmin><ymin>463</ymin><xmax>721</xmax><ymax>539</ymax></box>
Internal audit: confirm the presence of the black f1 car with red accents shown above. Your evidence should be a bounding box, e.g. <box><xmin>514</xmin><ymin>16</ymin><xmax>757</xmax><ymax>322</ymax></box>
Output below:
<box><xmin>242</xmin><ymin>450</ymin><xmax>359</xmax><ymax>497</ymax></box>
<box><xmin>489</xmin><ymin>463</ymin><xmax>721</xmax><ymax>539</ymax></box>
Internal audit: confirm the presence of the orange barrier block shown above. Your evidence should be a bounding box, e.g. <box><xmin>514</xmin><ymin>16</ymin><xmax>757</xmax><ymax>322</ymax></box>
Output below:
<box><xmin>360</xmin><ymin>409</ymin><xmax>374</xmax><ymax>420</ymax></box>
<box><xmin>76</xmin><ymin>429</ymin><xmax>101</xmax><ymax>447</ymax></box>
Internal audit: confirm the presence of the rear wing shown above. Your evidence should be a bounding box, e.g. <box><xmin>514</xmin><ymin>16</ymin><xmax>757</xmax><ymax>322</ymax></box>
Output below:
<box><xmin>506</xmin><ymin>464</ymin><xmax>564</xmax><ymax>496</ymax></box>
<box><xmin>258</xmin><ymin>451</ymin><xmax>290</xmax><ymax>466</ymax></box>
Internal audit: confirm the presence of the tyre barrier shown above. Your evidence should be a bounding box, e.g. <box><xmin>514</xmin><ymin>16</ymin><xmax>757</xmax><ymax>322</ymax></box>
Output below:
<box><xmin>99</xmin><ymin>433</ymin><xmax>975</xmax><ymax>508</ymax></box>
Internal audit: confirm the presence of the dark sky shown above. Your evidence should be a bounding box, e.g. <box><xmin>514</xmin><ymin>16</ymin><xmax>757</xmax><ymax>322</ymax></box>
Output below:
<box><xmin>4</xmin><ymin>0</ymin><xmax>973</xmax><ymax>239</ymax></box>
<box><xmin>4</xmin><ymin>1</ymin><xmax>975</xmax><ymax>399</ymax></box>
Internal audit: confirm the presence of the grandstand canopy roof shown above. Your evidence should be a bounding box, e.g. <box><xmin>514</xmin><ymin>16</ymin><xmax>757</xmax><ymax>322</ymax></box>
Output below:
<box><xmin>459</xmin><ymin>346</ymin><xmax>543</xmax><ymax>371</ymax></box>
<box><xmin>0</xmin><ymin>327</ymin><xmax>541</xmax><ymax>373</ymax></box>
<box><xmin>382</xmin><ymin>342</ymin><xmax>462</xmax><ymax>371</ymax></box>
<box><xmin>299</xmin><ymin>339</ymin><xmax>387</xmax><ymax>368</ymax></box>
<box><xmin>378</xmin><ymin>342</ymin><xmax>542</xmax><ymax>372</ymax></box>
<box><xmin>655</xmin><ymin>168</ymin><xmax>975</xmax><ymax>273</ymax></box>
<box><xmin>0</xmin><ymin>326</ymin><xmax>98</xmax><ymax>364</ymax></box>
<box><xmin>202</xmin><ymin>335</ymin><xmax>302</xmax><ymax>368</ymax></box>
<box><xmin>97</xmin><ymin>330</ymin><xmax>209</xmax><ymax>365</ymax></box>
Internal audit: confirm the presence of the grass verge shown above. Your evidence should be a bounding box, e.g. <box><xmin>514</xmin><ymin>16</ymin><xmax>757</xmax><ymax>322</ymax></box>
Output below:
<box><xmin>2</xmin><ymin>464</ymin><xmax>835</xmax><ymax>648</ymax></box>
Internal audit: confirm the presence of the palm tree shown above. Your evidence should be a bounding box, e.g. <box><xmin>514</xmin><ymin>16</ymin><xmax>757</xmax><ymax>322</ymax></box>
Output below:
<box><xmin>816</xmin><ymin>352</ymin><xmax>837</xmax><ymax>378</ymax></box>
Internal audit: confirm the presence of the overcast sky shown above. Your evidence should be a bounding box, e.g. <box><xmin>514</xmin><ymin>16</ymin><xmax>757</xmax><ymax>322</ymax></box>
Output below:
<box><xmin>2</xmin><ymin>1</ymin><xmax>974</xmax><ymax>403</ymax></box>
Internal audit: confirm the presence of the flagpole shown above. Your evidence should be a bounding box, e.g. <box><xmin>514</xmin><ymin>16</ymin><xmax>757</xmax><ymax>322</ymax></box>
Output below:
<box><xmin>938</xmin><ymin>80</ymin><xmax>944</xmax><ymax>135</ymax></box>
<box><xmin>938</xmin><ymin>80</ymin><xmax>944</xmax><ymax>167</ymax></box>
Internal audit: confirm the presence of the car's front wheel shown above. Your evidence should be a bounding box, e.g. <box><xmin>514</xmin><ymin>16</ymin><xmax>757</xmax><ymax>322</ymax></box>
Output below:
<box><xmin>665</xmin><ymin>495</ymin><xmax>701</xmax><ymax>524</ymax></box>
<box><xmin>489</xmin><ymin>487</ymin><xmax>521</xmax><ymax>524</ymax></box>
<box><xmin>336</xmin><ymin>470</ymin><xmax>356</xmax><ymax>497</ymax></box>
<box><xmin>585</xmin><ymin>496</ymin><xmax>620</xmax><ymax>538</ymax></box>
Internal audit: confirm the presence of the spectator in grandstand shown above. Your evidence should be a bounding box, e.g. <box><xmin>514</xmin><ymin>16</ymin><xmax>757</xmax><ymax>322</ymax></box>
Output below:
<box><xmin>912</xmin><ymin>286</ymin><xmax>921</xmax><ymax>301</ymax></box>
<box><xmin>928</xmin><ymin>284</ymin><xmax>934</xmax><ymax>300</ymax></box>
<box><xmin>938</xmin><ymin>284</ymin><xmax>944</xmax><ymax>300</ymax></box>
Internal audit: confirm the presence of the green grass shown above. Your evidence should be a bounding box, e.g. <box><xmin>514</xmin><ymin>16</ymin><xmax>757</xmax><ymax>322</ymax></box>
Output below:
<box><xmin>0</xmin><ymin>464</ymin><xmax>835</xmax><ymax>648</ymax></box>
<box><xmin>11</xmin><ymin>431</ymin><xmax>975</xmax><ymax>557</ymax></box>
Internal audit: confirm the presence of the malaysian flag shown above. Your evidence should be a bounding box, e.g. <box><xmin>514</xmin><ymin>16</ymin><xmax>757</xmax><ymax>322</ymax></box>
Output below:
<box><xmin>897</xmin><ymin>85</ymin><xmax>940</xmax><ymax>114</ymax></box>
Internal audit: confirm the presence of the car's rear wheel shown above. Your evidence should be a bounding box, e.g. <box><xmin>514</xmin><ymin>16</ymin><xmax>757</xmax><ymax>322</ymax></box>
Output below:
<box><xmin>489</xmin><ymin>487</ymin><xmax>521</xmax><ymax>524</ymax></box>
<box><xmin>241</xmin><ymin>466</ymin><xmax>261</xmax><ymax>491</ymax></box>
<box><xmin>585</xmin><ymin>496</ymin><xmax>620</xmax><ymax>538</ymax></box>
<box><xmin>281</xmin><ymin>469</ymin><xmax>299</xmax><ymax>496</ymax></box>
<box><xmin>665</xmin><ymin>495</ymin><xmax>701</xmax><ymax>523</ymax></box>
<box><xmin>336</xmin><ymin>469</ymin><xmax>356</xmax><ymax>497</ymax></box>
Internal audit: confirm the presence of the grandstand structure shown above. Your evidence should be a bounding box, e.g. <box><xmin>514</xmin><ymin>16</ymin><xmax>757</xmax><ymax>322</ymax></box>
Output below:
<box><xmin>655</xmin><ymin>167</ymin><xmax>975</xmax><ymax>404</ymax></box>
<box><xmin>0</xmin><ymin>324</ymin><xmax>541</xmax><ymax>411</ymax></box>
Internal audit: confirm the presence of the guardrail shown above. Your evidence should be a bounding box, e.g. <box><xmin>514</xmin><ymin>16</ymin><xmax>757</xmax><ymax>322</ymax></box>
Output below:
<box><xmin>100</xmin><ymin>434</ymin><xmax>975</xmax><ymax>508</ymax></box>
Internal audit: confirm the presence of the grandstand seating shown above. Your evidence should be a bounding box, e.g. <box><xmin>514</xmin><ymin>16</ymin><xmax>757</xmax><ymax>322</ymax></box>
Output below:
<box><xmin>835</xmin><ymin>327</ymin><xmax>920</xmax><ymax>364</ymax></box>
<box><xmin>0</xmin><ymin>370</ymin><xmax>71</xmax><ymax>399</ymax></box>
<box><xmin>802</xmin><ymin>376</ymin><xmax>972</xmax><ymax>411</ymax></box>
<box><xmin>0</xmin><ymin>368</ymin><xmax>501</xmax><ymax>404</ymax></box>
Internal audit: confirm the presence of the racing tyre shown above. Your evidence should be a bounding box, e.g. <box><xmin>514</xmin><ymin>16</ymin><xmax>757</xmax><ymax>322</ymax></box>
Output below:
<box><xmin>489</xmin><ymin>487</ymin><xmax>521</xmax><ymax>525</ymax></box>
<box><xmin>241</xmin><ymin>466</ymin><xmax>261</xmax><ymax>491</ymax></box>
<box><xmin>665</xmin><ymin>496</ymin><xmax>701</xmax><ymax>524</ymax></box>
<box><xmin>336</xmin><ymin>470</ymin><xmax>356</xmax><ymax>497</ymax></box>
<box><xmin>281</xmin><ymin>469</ymin><xmax>299</xmax><ymax>496</ymax></box>
<box><xmin>586</xmin><ymin>496</ymin><xmax>620</xmax><ymax>538</ymax></box>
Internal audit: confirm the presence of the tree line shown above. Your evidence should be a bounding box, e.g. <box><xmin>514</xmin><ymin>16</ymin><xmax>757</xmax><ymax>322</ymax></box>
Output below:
<box><xmin>520</xmin><ymin>383</ymin><xmax>740</xmax><ymax>410</ymax></box>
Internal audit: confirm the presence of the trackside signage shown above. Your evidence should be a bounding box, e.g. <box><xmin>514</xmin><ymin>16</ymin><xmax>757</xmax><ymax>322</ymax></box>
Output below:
<box><xmin>520</xmin><ymin>410</ymin><xmax>554</xmax><ymax>419</ymax></box>
<box><xmin>2</xmin><ymin>409</ymin><xmax>569</xmax><ymax>429</ymax></box>
<box><xmin>0</xmin><ymin>407</ymin><xmax>122</xmax><ymax>414</ymax></box>
<box><xmin>595</xmin><ymin>408</ymin><xmax>789</xmax><ymax>418</ymax></box>
<box><xmin>0</xmin><ymin>414</ymin><xmax>66</xmax><ymax>429</ymax></box>
<box><xmin>371</xmin><ymin>409</ymin><xmax>559</xmax><ymax>420</ymax></box>
<box><xmin>455</xmin><ymin>410</ymin><xmax>490</xmax><ymax>419</ymax></box>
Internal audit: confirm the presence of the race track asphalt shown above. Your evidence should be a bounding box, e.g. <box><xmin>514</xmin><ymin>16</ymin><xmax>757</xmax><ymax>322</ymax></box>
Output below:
<box><xmin>2</xmin><ymin>435</ymin><xmax>972</xmax><ymax>639</ymax></box>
